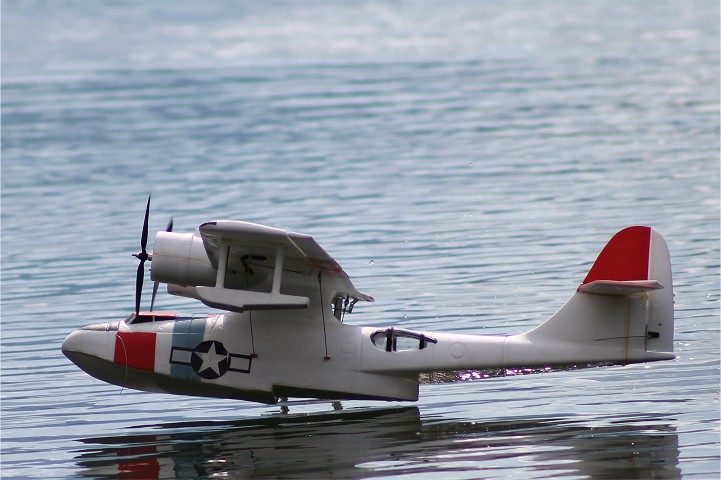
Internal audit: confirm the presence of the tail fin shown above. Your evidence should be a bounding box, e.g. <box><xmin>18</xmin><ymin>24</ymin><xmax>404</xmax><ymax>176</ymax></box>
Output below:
<box><xmin>516</xmin><ymin>226</ymin><xmax>674</xmax><ymax>365</ymax></box>
<box><xmin>580</xmin><ymin>226</ymin><xmax>674</xmax><ymax>354</ymax></box>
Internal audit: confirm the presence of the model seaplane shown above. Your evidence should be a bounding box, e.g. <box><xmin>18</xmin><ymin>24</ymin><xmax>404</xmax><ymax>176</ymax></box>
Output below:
<box><xmin>62</xmin><ymin>198</ymin><xmax>675</xmax><ymax>404</ymax></box>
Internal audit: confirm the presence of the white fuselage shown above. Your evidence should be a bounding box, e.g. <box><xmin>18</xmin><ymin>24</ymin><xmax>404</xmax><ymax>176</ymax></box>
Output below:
<box><xmin>61</xmin><ymin>224</ymin><xmax>675</xmax><ymax>404</ymax></box>
<box><xmin>62</xmin><ymin>289</ymin><xmax>673</xmax><ymax>404</ymax></box>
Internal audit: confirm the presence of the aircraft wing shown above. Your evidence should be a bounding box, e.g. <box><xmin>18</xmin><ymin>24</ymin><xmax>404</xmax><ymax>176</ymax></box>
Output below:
<box><xmin>198</xmin><ymin>220</ymin><xmax>374</xmax><ymax>303</ymax></box>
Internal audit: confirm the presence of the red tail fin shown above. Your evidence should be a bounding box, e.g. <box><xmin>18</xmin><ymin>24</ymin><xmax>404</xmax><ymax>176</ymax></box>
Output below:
<box><xmin>582</xmin><ymin>226</ymin><xmax>651</xmax><ymax>284</ymax></box>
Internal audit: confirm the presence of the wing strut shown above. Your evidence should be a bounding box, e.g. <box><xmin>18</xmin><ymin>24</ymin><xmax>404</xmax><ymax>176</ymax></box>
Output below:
<box><xmin>216</xmin><ymin>244</ymin><xmax>230</xmax><ymax>288</ymax></box>
<box><xmin>196</xmin><ymin>241</ymin><xmax>309</xmax><ymax>312</ymax></box>
<box><xmin>319</xmin><ymin>271</ymin><xmax>330</xmax><ymax>360</ymax></box>
<box><xmin>272</xmin><ymin>246</ymin><xmax>284</xmax><ymax>294</ymax></box>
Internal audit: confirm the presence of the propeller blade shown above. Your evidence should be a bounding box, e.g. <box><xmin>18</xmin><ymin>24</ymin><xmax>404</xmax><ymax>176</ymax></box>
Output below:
<box><xmin>135</xmin><ymin>260</ymin><xmax>145</xmax><ymax>314</ymax></box>
<box><xmin>133</xmin><ymin>195</ymin><xmax>152</xmax><ymax>315</ymax></box>
<box><xmin>140</xmin><ymin>195</ymin><xmax>151</xmax><ymax>256</ymax></box>
<box><xmin>150</xmin><ymin>280</ymin><xmax>159</xmax><ymax>312</ymax></box>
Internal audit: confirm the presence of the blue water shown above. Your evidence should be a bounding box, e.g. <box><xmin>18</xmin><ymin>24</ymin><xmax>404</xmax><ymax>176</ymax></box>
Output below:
<box><xmin>2</xmin><ymin>1</ymin><xmax>719</xmax><ymax>478</ymax></box>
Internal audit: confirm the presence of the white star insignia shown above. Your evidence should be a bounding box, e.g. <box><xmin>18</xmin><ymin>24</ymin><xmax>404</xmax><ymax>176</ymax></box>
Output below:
<box><xmin>197</xmin><ymin>342</ymin><xmax>227</xmax><ymax>376</ymax></box>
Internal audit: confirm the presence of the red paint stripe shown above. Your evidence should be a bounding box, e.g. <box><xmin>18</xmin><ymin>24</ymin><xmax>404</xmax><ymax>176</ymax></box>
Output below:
<box><xmin>583</xmin><ymin>226</ymin><xmax>651</xmax><ymax>284</ymax></box>
<box><xmin>114</xmin><ymin>332</ymin><xmax>156</xmax><ymax>371</ymax></box>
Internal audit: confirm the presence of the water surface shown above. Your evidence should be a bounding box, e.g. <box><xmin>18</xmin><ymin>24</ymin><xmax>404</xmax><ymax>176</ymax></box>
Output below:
<box><xmin>2</xmin><ymin>1</ymin><xmax>719</xmax><ymax>478</ymax></box>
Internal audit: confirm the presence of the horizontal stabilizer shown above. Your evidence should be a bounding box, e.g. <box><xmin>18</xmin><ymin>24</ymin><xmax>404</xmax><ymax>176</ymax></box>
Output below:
<box><xmin>578</xmin><ymin>279</ymin><xmax>663</xmax><ymax>296</ymax></box>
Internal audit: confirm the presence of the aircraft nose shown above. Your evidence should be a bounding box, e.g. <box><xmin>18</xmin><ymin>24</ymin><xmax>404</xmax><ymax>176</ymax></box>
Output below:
<box><xmin>62</xmin><ymin>324</ymin><xmax>114</xmax><ymax>365</ymax></box>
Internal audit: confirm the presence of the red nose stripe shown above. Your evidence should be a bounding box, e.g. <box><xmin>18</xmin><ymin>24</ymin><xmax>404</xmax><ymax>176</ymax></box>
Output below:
<box><xmin>114</xmin><ymin>332</ymin><xmax>156</xmax><ymax>371</ymax></box>
<box><xmin>583</xmin><ymin>226</ymin><xmax>651</xmax><ymax>284</ymax></box>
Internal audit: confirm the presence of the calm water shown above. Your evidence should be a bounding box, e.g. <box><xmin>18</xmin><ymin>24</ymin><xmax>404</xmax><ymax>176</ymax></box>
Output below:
<box><xmin>2</xmin><ymin>1</ymin><xmax>719</xmax><ymax>478</ymax></box>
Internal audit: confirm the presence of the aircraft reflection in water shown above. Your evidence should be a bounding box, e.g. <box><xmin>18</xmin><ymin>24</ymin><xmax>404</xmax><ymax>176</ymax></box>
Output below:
<box><xmin>73</xmin><ymin>408</ymin><xmax>680</xmax><ymax>479</ymax></box>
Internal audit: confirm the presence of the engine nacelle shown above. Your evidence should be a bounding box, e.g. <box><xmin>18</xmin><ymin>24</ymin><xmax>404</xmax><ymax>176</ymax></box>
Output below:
<box><xmin>151</xmin><ymin>231</ymin><xmax>216</xmax><ymax>287</ymax></box>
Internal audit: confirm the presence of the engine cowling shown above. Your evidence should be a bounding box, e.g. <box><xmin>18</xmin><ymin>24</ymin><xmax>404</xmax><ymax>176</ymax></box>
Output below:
<box><xmin>151</xmin><ymin>231</ymin><xmax>216</xmax><ymax>287</ymax></box>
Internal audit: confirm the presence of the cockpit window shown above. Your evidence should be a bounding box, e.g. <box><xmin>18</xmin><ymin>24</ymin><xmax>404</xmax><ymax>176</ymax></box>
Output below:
<box><xmin>370</xmin><ymin>328</ymin><xmax>437</xmax><ymax>352</ymax></box>
<box><xmin>126</xmin><ymin>313</ymin><xmax>179</xmax><ymax>324</ymax></box>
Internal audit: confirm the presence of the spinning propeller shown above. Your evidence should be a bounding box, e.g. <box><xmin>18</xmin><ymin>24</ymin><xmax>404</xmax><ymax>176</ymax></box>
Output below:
<box><xmin>132</xmin><ymin>195</ymin><xmax>172</xmax><ymax>314</ymax></box>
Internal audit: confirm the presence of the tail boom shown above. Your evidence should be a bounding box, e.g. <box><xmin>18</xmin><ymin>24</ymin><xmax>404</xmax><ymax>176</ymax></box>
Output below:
<box><xmin>362</xmin><ymin>226</ymin><xmax>675</xmax><ymax>377</ymax></box>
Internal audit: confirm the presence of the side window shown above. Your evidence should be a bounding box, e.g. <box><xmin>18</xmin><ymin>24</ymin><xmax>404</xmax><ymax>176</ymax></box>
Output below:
<box><xmin>126</xmin><ymin>313</ymin><xmax>178</xmax><ymax>324</ymax></box>
<box><xmin>370</xmin><ymin>328</ymin><xmax>437</xmax><ymax>352</ymax></box>
<box><xmin>371</xmin><ymin>331</ymin><xmax>389</xmax><ymax>350</ymax></box>
<box><xmin>395</xmin><ymin>335</ymin><xmax>421</xmax><ymax>351</ymax></box>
